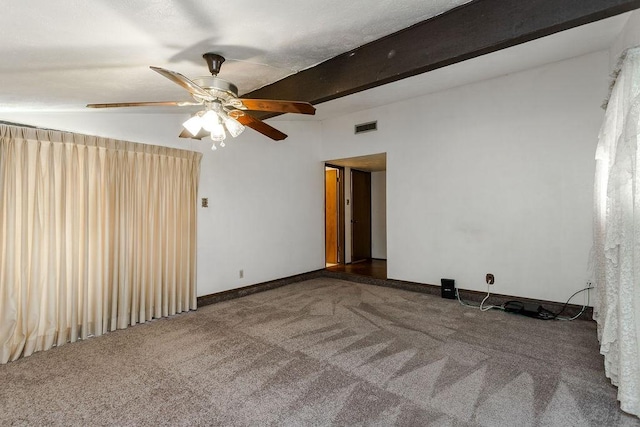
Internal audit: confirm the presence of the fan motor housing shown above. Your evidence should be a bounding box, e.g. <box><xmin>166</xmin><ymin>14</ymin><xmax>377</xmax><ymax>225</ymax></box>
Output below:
<box><xmin>192</xmin><ymin>76</ymin><xmax>238</xmax><ymax>98</ymax></box>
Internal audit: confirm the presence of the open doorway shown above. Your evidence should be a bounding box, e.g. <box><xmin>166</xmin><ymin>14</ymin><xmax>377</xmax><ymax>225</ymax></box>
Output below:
<box><xmin>324</xmin><ymin>153</ymin><xmax>387</xmax><ymax>278</ymax></box>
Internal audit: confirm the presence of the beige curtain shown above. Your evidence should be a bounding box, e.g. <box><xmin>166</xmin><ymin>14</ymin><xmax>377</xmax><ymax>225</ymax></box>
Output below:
<box><xmin>0</xmin><ymin>124</ymin><xmax>201</xmax><ymax>364</ymax></box>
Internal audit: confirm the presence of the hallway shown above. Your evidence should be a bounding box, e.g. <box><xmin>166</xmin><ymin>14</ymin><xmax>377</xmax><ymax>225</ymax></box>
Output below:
<box><xmin>325</xmin><ymin>259</ymin><xmax>387</xmax><ymax>280</ymax></box>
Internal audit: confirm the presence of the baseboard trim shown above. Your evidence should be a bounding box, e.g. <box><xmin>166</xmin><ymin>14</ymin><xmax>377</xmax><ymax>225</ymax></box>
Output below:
<box><xmin>197</xmin><ymin>269</ymin><xmax>326</xmax><ymax>307</ymax></box>
<box><xmin>198</xmin><ymin>268</ymin><xmax>593</xmax><ymax>320</ymax></box>
<box><xmin>323</xmin><ymin>269</ymin><xmax>441</xmax><ymax>296</ymax></box>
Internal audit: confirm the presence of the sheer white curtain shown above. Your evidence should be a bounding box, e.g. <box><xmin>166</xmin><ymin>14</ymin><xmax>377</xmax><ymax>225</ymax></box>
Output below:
<box><xmin>593</xmin><ymin>47</ymin><xmax>640</xmax><ymax>417</ymax></box>
<box><xmin>0</xmin><ymin>124</ymin><xmax>201</xmax><ymax>364</ymax></box>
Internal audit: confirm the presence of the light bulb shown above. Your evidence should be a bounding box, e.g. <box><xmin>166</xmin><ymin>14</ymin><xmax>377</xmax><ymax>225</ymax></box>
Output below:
<box><xmin>224</xmin><ymin>117</ymin><xmax>245</xmax><ymax>138</ymax></box>
<box><xmin>211</xmin><ymin>142</ymin><xmax>217</xmax><ymax>151</ymax></box>
<box><xmin>182</xmin><ymin>115</ymin><xmax>202</xmax><ymax>137</ymax></box>
<box><xmin>210</xmin><ymin>121</ymin><xmax>226</xmax><ymax>142</ymax></box>
<box><xmin>201</xmin><ymin>110</ymin><xmax>220</xmax><ymax>132</ymax></box>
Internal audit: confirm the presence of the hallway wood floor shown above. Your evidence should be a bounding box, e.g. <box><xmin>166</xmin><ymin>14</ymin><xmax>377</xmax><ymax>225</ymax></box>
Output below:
<box><xmin>325</xmin><ymin>259</ymin><xmax>387</xmax><ymax>280</ymax></box>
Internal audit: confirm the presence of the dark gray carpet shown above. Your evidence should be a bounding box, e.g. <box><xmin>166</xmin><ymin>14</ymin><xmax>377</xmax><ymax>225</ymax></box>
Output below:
<box><xmin>1</xmin><ymin>278</ymin><xmax>637</xmax><ymax>426</ymax></box>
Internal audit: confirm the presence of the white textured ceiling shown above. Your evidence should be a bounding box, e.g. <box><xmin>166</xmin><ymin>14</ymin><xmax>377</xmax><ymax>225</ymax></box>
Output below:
<box><xmin>0</xmin><ymin>0</ymin><xmax>472</xmax><ymax>112</ymax></box>
<box><xmin>0</xmin><ymin>1</ymin><xmax>632</xmax><ymax>120</ymax></box>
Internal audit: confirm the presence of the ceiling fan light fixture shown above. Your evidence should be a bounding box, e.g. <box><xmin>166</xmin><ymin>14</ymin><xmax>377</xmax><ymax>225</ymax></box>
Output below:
<box><xmin>89</xmin><ymin>53</ymin><xmax>315</xmax><ymax>143</ymax></box>
<box><xmin>224</xmin><ymin>117</ymin><xmax>245</xmax><ymax>138</ymax></box>
<box><xmin>201</xmin><ymin>110</ymin><xmax>220</xmax><ymax>132</ymax></box>
<box><xmin>210</xmin><ymin>122</ymin><xmax>226</xmax><ymax>142</ymax></box>
<box><xmin>182</xmin><ymin>114</ymin><xmax>203</xmax><ymax>137</ymax></box>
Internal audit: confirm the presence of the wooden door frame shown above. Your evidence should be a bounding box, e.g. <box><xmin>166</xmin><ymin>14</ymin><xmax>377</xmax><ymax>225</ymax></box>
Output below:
<box><xmin>325</xmin><ymin>164</ymin><xmax>345</xmax><ymax>265</ymax></box>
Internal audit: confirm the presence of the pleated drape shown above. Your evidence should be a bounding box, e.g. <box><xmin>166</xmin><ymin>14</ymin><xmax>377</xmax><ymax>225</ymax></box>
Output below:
<box><xmin>592</xmin><ymin>47</ymin><xmax>640</xmax><ymax>417</ymax></box>
<box><xmin>0</xmin><ymin>124</ymin><xmax>201</xmax><ymax>364</ymax></box>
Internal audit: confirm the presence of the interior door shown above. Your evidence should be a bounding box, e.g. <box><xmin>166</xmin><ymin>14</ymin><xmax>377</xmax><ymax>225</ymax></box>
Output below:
<box><xmin>351</xmin><ymin>169</ymin><xmax>371</xmax><ymax>262</ymax></box>
<box><xmin>325</xmin><ymin>169</ymin><xmax>339</xmax><ymax>264</ymax></box>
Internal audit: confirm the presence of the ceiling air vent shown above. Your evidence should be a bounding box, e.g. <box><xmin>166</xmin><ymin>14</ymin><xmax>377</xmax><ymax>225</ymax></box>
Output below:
<box><xmin>354</xmin><ymin>121</ymin><xmax>377</xmax><ymax>134</ymax></box>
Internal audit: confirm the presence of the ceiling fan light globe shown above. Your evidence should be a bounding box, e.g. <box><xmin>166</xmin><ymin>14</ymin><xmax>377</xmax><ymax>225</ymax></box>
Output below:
<box><xmin>225</xmin><ymin>117</ymin><xmax>245</xmax><ymax>138</ymax></box>
<box><xmin>210</xmin><ymin>123</ymin><xmax>226</xmax><ymax>142</ymax></box>
<box><xmin>201</xmin><ymin>110</ymin><xmax>220</xmax><ymax>132</ymax></box>
<box><xmin>182</xmin><ymin>115</ymin><xmax>203</xmax><ymax>136</ymax></box>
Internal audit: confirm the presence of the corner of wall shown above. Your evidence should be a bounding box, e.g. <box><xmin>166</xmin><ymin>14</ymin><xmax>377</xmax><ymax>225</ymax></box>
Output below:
<box><xmin>609</xmin><ymin>11</ymin><xmax>640</xmax><ymax>70</ymax></box>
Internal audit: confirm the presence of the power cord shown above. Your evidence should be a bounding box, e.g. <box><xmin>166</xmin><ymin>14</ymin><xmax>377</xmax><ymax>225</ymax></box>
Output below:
<box><xmin>456</xmin><ymin>284</ymin><xmax>594</xmax><ymax>320</ymax></box>
<box><xmin>553</xmin><ymin>286</ymin><xmax>593</xmax><ymax>320</ymax></box>
<box><xmin>456</xmin><ymin>286</ymin><xmax>504</xmax><ymax>311</ymax></box>
<box><xmin>480</xmin><ymin>282</ymin><xmax>498</xmax><ymax>311</ymax></box>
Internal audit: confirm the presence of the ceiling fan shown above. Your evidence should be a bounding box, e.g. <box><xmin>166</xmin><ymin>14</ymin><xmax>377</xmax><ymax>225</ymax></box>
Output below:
<box><xmin>87</xmin><ymin>53</ymin><xmax>316</xmax><ymax>148</ymax></box>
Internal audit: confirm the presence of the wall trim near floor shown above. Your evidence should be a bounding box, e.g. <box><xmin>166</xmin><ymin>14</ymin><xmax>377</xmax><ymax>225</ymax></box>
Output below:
<box><xmin>323</xmin><ymin>270</ymin><xmax>593</xmax><ymax>320</ymax></box>
<box><xmin>197</xmin><ymin>269</ymin><xmax>327</xmax><ymax>307</ymax></box>
<box><xmin>198</xmin><ymin>269</ymin><xmax>593</xmax><ymax>320</ymax></box>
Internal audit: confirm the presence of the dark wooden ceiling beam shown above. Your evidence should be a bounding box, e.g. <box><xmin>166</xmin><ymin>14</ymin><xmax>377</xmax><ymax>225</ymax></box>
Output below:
<box><xmin>244</xmin><ymin>0</ymin><xmax>640</xmax><ymax>117</ymax></box>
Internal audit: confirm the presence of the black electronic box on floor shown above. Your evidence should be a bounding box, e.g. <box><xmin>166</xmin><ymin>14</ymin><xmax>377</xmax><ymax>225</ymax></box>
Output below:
<box><xmin>441</xmin><ymin>278</ymin><xmax>456</xmax><ymax>299</ymax></box>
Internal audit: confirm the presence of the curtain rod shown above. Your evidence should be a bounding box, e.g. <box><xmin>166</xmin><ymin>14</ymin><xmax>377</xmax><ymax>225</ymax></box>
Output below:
<box><xmin>0</xmin><ymin>120</ymin><xmax>41</xmax><ymax>129</ymax></box>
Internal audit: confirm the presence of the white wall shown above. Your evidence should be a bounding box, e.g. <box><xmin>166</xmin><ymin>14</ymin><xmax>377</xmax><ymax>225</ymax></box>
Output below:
<box><xmin>610</xmin><ymin>10</ymin><xmax>640</xmax><ymax>70</ymax></box>
<box><xmin>197</xmin><ymin>120</ymin><xmax>324</xmax><ymax>295</ymax></box>
<box><xmin>1</xmin><ymin>111</ymin><xmax>325</xmax><ymax>296</ymax></box>
<box><xmin>3</xmin><ymin>49</ymin><xmax>611</xmax><ymax>304</ymax></box>
<box><xmin>320</xmin><ymin>51</ymin><xmax>609</xmax><ymax>303</ymax></box>
<box><xmin>371</xmin><ymin>171</ymin><xmax>387</xmax><ymax>259</ymax></box>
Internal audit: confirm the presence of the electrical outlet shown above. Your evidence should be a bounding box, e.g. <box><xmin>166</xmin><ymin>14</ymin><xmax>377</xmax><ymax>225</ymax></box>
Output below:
<box><xmin>586</xmin><ymin>280</ymin><xmax>593</xmax><ymax>288</ymax></box>
<box><xmin>239</xmin><ymin>269</ymin><xmax>244</xmax><ymax>279</ymax></box>
<box><xmin>486</xmin><ymin>273</ymin><xmax>495</xmax><ymax>285</ymax></box>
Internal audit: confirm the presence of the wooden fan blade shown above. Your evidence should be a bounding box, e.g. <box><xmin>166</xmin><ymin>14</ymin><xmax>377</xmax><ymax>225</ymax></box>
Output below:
<box><xmin>230</xmin><ymin>111</ymin><xmax>288</xmax><ymax>141</ymax></box>
<box><xmin>150</xmin><ymin>66</ymin><xmax>212</xmax><ymax>100</ymax></box>
<box><xmin>239</xmin><ymin>99</ymin><xmax>315</xmax><ymax>115</ymax></box>
<box><xmin>87</xmin><ymin>101</ymin><xmax>201</xmax><ymax>108</ymax></box>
